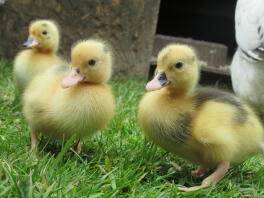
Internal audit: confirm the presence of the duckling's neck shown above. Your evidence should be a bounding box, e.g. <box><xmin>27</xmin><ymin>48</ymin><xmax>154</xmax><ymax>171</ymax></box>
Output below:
<box><xmin>157</xmin><ymin>88</ymin><xmax>193</xmax><ymax>113</ymax></box>
<box><xmin>33</xmin><ymin>48</ymin><xmax>56</xmax><ymax>55</ymax></box>
<box><xmin>79</xmin><ymin>81</ymin><xmax>102</xmax><ymax>86</ymax></box>
<box><xmin>165</xmin><ymin>86</ymin><xmax>194</xmax><ymax>98</ymax></box>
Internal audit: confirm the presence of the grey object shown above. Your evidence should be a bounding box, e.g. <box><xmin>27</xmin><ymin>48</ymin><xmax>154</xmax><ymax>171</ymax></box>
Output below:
<box><xmin>231</xmin><ymin>0</ymin><xmax>264</xmax><ymax>115</ymax></box>
<box><xmin>0</xmin><ymin>0</ymin><xmax>7</xmax><ymax>5</ymax></box>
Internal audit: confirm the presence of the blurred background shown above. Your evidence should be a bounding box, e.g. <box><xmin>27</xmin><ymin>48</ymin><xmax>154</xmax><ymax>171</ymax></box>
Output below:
<box><xmin>157</xmin><ymin>0</ymin><xmax>237</xmax><ymax>58</ymax></box>
<box><xmin>0</xmin><ymin>0</ymin><xmax>237</xmax><ymax>84</ymax></box>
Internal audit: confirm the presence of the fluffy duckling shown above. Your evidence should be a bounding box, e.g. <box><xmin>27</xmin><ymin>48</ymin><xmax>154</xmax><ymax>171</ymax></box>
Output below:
<box><xmin>138</xmin><ymin>44</ymin><xmax>264</xmax><ymax>191</ymax></box>
<box><xmin>23</xmin><ymin>39</ymin><xmax>115</xmax><ymax>151</ymax></box>
<box><xmin>13</xmin><ymin>19</ymin><xmax>64</xmax><ymax>92</ymax></box>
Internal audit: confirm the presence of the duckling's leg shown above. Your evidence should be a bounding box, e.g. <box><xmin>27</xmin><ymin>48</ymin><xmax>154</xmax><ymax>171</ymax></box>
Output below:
<box><xmin>67</xmin><ymin>138</ymin><xmax>81</xmax><ymax>154</ymax></box>
<box><xmin>31</xmin><ymin>129</ymin><xmax>40</xmax><ymax>150</ymax></box>
<box><xmin>179</xmin><ymin>161</ymin><xmax>230</xmax><ymax>192</ymax></box>
<box><xmin>191</xmin><ymin>166</ymin><xmax>208</xmax><ymax>178</ymax></box>
<box><xmin>73</xmin><ymin>138</ymin><xmax>81</xmax><ymax>153</ymax></box>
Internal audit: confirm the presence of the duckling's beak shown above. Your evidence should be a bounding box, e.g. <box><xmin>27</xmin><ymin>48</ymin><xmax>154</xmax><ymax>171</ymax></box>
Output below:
<box><xmin>61</xmin><ymin>69</ymin><xmax>84</xmax><ymax>88</ymax></box>
<box><xmin>23</xmin><ymin>36</ymin><xmax>38</xmax><ymax>47</ymax></box>
<box><xmin>146</xmin><ymin>72</ymin><xmax>170</xmax><ymax>91</ymax></box>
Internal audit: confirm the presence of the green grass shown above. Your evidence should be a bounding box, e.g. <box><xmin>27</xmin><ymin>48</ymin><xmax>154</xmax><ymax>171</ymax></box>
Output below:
<box><xmin>1</xmin><ymin>60</ymin><xmax>264</xmax><ymax>198</ymax></box>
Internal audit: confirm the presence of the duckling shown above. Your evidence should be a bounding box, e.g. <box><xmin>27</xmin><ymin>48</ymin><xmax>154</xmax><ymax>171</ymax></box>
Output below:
<box><xmin>23</xmin><ymin>39</ymin><xmax>115</xmax><ymax>151</ymax></box>
<box><xmin>138</xmin><ymin>44</ymin><xmax>264</xmax><ymax>191</ymax></box>
<box><xmin>13</xmin><ymin>19</ymin><xmax>64</xmax><ymax>92</ymax></box>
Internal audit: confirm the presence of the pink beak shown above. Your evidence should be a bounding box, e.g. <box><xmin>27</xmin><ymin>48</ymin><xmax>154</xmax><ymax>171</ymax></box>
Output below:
<box><xmin>146</xmin><ymin>72</ymin><xmax>170</xmax><ymax>91</ymax></box>
<box><xmin>61</xmin><ymin>69</ymin><xmax>84</xmax><ymax>88</ymax></box>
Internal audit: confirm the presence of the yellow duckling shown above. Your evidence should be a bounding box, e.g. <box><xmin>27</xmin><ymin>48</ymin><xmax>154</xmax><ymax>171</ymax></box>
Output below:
<box><xmin>138</xmin><ymin>44</ymin><xmax>264</xmax><ymax>191</ymax></box>
<box><xmin>13</xmin><ymin>19</ymin><xmax>64</xmax><ymax>92</ymax></box>
<box><xmin>23</xmin><ymin>39</ymin><xmax>115</xmax><ymax>152</ymax></box>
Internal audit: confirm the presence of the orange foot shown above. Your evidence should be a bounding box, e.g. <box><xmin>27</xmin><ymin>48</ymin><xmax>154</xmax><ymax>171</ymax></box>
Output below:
<box><xmin>191</xmin><ymin>166</ymin><xmax>208</xmax><ymax>178</ymax></box>
<box><xmin>179</xmin><ymin>161</ymin><xmax>230</xmax><ymax>192</ymax></box>
<box><xmin>31</xmin><ymin>129</ymin><xmax>40</xmax><ymax>151</ymax></box>
<box><xmin>179</xmin><ymin>185</ymin><xmax>205</xmax><ymax>192</ymax></box>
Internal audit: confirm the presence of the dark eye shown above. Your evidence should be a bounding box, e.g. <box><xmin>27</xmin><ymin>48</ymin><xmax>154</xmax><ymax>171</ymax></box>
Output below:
<box><xmin>42</xmin><ymin>31</ymin><xmax>48</xmax><ymax>35</ymax></box>
<box><xmin>88</xmin><ymin>59</ymin><xmax>96</xmax><ymax>66</ymax></box>
<box><xmin>174</xmin><ymin>62</ymin><xmax>184</xmax><ymax>69</ymax></box>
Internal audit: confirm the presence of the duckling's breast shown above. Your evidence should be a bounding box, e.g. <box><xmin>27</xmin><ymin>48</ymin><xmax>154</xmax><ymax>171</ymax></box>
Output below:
<box><xmin>138</xmin><ymin>90</ymin><xmax>194</xmax><ymax>156</ymax></box>
<box><xmin>148</xmin><ymin>113</ymin><xmax>193</xmax><ymax>153</ymax></box>
<box><xmin>14</xmin><ymin>50</ymin><xmax>63</xmax><ymax>92</ymax></box>
<box><xmin>39</xmin><ymin>84</ymin><xmax>115</xmax><ymax>139</ymax></box>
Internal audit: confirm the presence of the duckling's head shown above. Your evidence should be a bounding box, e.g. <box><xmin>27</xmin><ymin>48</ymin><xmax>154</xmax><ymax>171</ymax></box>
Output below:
<box><xmin>61</xmin><ymin>39</ymin><xmax>112</xmax><ymax>88</ymax></box>
<box><xmin>24</xmin><ymin>20</ymin><xmax>60</xmax><ymax>53</ymax></box>
<box><xmin>147</xmin><ymin>44</ymin><xmax>200</xmax><ymax>94</ymax></box>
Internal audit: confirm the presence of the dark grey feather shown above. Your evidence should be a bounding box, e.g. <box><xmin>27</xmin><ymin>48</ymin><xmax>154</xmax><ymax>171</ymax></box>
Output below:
<box><xmin>194</xmin><ymin>87</ymin><xmax>248</xmax><ymax>124</ymax></box>
<box><xmin>154</xmin><ymin>112</ymin><xmax>192</xmax><ymax>144</ymax></box>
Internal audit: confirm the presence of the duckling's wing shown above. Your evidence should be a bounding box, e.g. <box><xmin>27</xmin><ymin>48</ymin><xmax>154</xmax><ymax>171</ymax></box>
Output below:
<box><xmin>236</xmin><ymin>0</ymin><xmax>264</xmax><ymax>61</ymax></box>
<box><xmin>195</xmin><ymin>88</ymin><xmax>248</xmax><ymax>124</ymax></box>
<box><xmin>156</xmin><ymin>112</ymin><xmax>192</xmax><ymax>145</ymax></box>
<box><xmin>193</xmin><ymin>88</ymin><xmax>247</xmax><ymax>145</ymax></box>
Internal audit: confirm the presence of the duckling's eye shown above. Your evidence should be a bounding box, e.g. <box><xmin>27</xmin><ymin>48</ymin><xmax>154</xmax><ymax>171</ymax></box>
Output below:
<box><xmin>42</xmin><ymin>31</ymin><xmax>48</xmax><ymax>36</ymax></box>
<box><xmin>174</xmin><ymin>62</ymin><xmax>184</xmax><ymax>69</ymax></box>
<box><xmin>88</xmin><ymin>59</ymin><xmax>96</xmax><ymax>66</ymax></box>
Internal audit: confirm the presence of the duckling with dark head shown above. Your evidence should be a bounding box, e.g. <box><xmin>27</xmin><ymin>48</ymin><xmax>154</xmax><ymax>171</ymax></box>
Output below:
<box><xmin>138</xmin><ymin>44</ymin><xmax>264</xmax><ymax>191</ymax></box>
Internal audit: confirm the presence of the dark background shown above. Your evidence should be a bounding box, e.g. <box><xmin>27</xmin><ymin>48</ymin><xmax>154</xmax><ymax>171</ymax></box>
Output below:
<box><xmin>156</xmin><ymin>0</ymin><xmax>237</xmax><ymax>59</ymax></box>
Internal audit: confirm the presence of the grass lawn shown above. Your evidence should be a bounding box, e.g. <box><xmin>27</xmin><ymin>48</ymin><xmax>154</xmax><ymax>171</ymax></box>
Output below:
<box><xmin>0</xmin><ymin>59</ymin><xmax>264</xmax><ymax>198</ymax></box>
